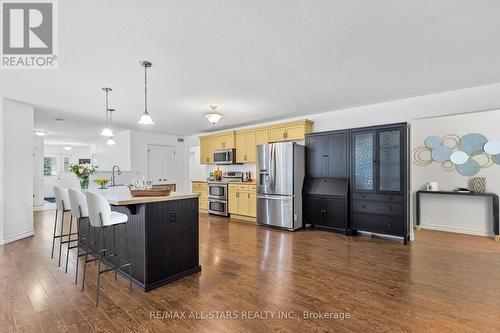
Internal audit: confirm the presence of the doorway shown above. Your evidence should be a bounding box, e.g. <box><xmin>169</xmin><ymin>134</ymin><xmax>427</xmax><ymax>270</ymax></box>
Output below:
<box><xmin>147</xmin><ymin>144</ymin><xmax>176</xmax><ymax>182</ymax></box>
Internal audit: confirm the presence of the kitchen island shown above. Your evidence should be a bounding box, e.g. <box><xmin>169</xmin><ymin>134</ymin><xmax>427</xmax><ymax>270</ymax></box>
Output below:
<box><xmin>80</xmin><ymin>187</ymin><xmax>201</xmax><ymax>291</ymax></box>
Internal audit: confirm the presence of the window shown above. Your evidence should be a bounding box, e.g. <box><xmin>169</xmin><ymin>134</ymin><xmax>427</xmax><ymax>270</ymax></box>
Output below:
<box><xmin>44</xmin><ymin>157</ymin><xmax>57</xmax><ymax>176</ymax></box>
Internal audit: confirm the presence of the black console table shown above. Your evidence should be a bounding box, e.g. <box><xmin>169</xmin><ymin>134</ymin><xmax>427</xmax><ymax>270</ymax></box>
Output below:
<box><xmin>416</xmin><ymin>191</ymin><xmax>499</xmax><ymax>241</ymax></box>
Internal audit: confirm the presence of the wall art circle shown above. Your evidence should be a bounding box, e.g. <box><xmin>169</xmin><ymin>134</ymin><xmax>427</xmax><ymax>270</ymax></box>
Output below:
<box><xmin>441</xmin><ymin>160</ymin><xmax>455</xmax><ymax>172</ymax></box>
<box><xmin>413</xmin><ymin>146</ymin><xmax>433</xmax><ymax>166</ymax></box>
<box><xmin>431</xmin><ymin>145</ymin><xmax>452</xmax><ymax>163</ymax></box>
<box><xmin>493</xmin><ymin>154</ymin><xmax>500</xmax><ymax>165</ymax></box>
<box><xmin>484</xmin><ymin>140</ymin><xmax>500</xmax><ymax>155</ymax></box>
<box><xmin>440</xmin><ymin>134</ymin><xmax>460</xmax><ymax>149</ymax></box>
<box><xmin>449</xmin><ymin>151</ymin><xmax>469</xmax><ymax>165</ymax></box>
<box><xmin>424</xmin><ymin>136</ymin><xmax>441</xmax><ymax>149</ymax></box>
<box><xmin>456</xmin><ymin>159</ymin><xmax>481</xmax><ymax>176</ymax></box>
<box><xmin>471</xmin><ymin>152</ymin><xmax>493</xmax><ymax>169</ymax></box>
<box><xmin>457</xmin><ymin>133</ymin><xmax>488</xmax><ymax>154</ymax></box>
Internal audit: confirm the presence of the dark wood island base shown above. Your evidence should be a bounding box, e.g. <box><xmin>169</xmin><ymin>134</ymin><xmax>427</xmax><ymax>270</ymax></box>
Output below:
<box><xmin>80</xmin><ymin>191</ymin><xmax>201</xmax><ymax>292</ymax></box>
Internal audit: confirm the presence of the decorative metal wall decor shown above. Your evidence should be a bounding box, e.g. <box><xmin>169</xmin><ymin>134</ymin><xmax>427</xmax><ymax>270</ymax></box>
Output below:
<box><xmin>414</xmin><ymin>133</ymin><xmax>500</xmax><ymax>176</ymax></box>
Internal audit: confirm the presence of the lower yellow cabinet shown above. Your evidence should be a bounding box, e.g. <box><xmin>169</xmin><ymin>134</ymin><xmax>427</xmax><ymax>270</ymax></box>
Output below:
<box><xmin>192</xmin><ymin>181</ymin><xmax>208</xmax><ymax>210</ymax></box>
<box><xmin>228</xmin><ymin>184</ymin><xmax>256</xmax><ymax>218</ymax></box>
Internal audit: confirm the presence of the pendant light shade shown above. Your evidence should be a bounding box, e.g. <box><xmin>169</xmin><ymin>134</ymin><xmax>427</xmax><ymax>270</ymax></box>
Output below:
<box><xmin>101</xmin><ymin>88</ymin><xmax>114</xmax><ymax>137</ymax></box>
<box><xmin>139</xmin><ymin>112</ymin><xmax>154</xmax><ymax>125</ymax></box>
<box><xmin>100</xmin><ymin>127</ymin><xmax>113</xmax><ymax>137</ymax></box>
<box><xmin>106</xmin><ymin>137</ymin><xmax>116</xmax><ymax>145</ymax></box>
<box><xmin>138</xmin><ymin>61</ymin><xmax>154</xmax><ymax>125</ymax></box>
<box><xmin>205</xmin><ymin>105</ymin><xmax>223</xmax><ymax>124</ymax></box>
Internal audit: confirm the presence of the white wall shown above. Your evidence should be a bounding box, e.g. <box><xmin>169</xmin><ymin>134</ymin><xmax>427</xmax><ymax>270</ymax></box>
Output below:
<box><xmin>0</xmin><ymin>98</ymin><xmax>34</xmax><ymax>244</ymax></box>
<box><xmin>33</xmin><ymin>136</ymin><xmax>44</xmax><ymax>206</ymax></box>
<box><xmin>184</xmin><ymin>82</ymin><xmax>500</xmax><ymax>240</ymax></box>
<box><xmin>91</xmin><ymin>130</ymin><xmax>131</xmax><ymax>172</ymax></box>
<box><xmin>412</xmin><ymin>109</ymin><xmax>500</xmax><ymax>237</ymax></box>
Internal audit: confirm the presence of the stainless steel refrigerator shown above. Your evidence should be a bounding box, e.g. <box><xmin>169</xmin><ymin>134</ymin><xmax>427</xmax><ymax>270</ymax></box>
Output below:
<box><xmin>256</xmin><ymin>142</ymin><xmax>305</xmax><ymax>230</ymax></box>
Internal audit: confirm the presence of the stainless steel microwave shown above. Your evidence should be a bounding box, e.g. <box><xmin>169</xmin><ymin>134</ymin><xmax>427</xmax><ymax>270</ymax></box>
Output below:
<box><xmin>213</xmin><ymin>148</ymin><xmax>236</xmax><ymax>164</ymax></box>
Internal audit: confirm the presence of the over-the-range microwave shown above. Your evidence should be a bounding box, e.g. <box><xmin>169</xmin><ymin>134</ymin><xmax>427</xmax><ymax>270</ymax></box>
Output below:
<box><xmin>213</xmin><ymin>148</ymin><xmax>236</xmax><ymax>164</ymax></box>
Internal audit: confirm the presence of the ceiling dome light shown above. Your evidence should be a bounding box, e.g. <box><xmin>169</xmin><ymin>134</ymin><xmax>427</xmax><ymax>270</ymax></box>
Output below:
<box><xmin>138</xmin><ymin>61</ymin><xmax>154</xmax><ymax>125</ymax></box>
<box><xmin>33</xmin><ymin>130</ymin><xmax>47</xmax><ymax>136</ymax></box>
<box><xmin>205</xmin><ymin>105</ymin><xmax>223</xmax><ymax>124</ymax></box>
<box><xmin>106</xmin><ymin>137</ymin><xmax>116</xmax><ymax>145</ymax></box>
<box><xmin>63</xmin><ymin>146</ymin><xmax>72</xmax><ymax>151</ymax></box>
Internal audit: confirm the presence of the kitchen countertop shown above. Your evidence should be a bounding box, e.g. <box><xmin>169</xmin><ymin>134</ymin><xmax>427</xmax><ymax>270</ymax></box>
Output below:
<box><xmin>90</xmin><ymin>186</ymin><xmax>199</xmax><ymax>205</ymax></box>
<box><xmin>192</xmin><ymin>180</ymin><xmax>256</xmax><ymax>185</ymax></box>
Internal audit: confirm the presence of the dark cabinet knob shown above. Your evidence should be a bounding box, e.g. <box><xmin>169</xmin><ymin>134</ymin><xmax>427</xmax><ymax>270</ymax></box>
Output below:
<box><xmin>389</xmin><ymin>207</ymin><xmax>393</xmax><ymax>211</ymax></box>
<box><xmin>362</xmin><ymin>195</ymin><xmax>366</xmax><ymax>199</ymax></box>
<box><xmin>362</xmin><ymin>205</ymin><xmax>366</xmax><ymax>208</ymax></box>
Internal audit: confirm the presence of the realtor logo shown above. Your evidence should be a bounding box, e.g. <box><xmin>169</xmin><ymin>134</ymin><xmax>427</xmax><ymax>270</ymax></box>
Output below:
<box><xmin>1</xmin><ymin>0</ymin><xmax>58</xmax><ymax>68</ymax></box>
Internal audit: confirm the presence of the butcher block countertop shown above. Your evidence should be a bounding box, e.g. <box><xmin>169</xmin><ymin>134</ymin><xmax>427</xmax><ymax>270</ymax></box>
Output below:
<box><xmin>90</xmin><ymin>186</ymin><xmax>199</xmax><ymax>205</ymax></box>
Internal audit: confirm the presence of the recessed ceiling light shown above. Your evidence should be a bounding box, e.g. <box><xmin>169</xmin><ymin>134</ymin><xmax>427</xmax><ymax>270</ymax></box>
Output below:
<box><xmin>56</xmin><ymin>118</ymin><xmax>64</xmax><ymax>122</ymax></box>
<box><xmin>63</xmin><ymin>146</ymin><xmax>72</xmax><ymax>151</ymax></box>
<box><xmin>33</xmin><ymin>130</ymin><xmax>48</xmax><ymax>136</ymax></box>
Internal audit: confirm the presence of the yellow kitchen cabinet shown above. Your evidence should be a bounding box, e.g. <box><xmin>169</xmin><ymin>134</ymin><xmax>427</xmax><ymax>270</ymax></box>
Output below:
<box><xmin>267</xmin><ymin>120</ymin><xmax>313</xmax><ymax>142</ymax></box>
<box><xmin>268</xmin><ymin>127</ymin><xmax>287</xmax><ymax>142</ymax></box>
<box><xmin>228</xmin><ymin>183</ymin><xmax>257</xmax><ymax>219</ymax></box>
<box><xmin>255</xmin><ymin>130</ymin><xmax>269</xmax><ymax>146</ymax></box>
<box><xmin>211</xmin><ymin>132</ymin><xmax>235</xmax><ymax>150</ymax></box>
<box><xmin>191</xmin><ymin>181</ymin><xmax>208</xmax><ymax>210</ymax></box>
<box><xmin>248</xmin><ymin>192</ymin><xmax>256</xmax><ymax>217</ymax></box>
<box><xmin>235</xmin><ymin>131</ymin><xmax>256</xmax><ymax>163</ymax></box>
<box><xmin>200</xmin><ymin>137</ymin><xmax>212</xmax><ymax>164</ymax></box>
<box><xmin>228</xmin><ymin>185</ymin><xmax>239</xmax><ymax>214</ymax></box>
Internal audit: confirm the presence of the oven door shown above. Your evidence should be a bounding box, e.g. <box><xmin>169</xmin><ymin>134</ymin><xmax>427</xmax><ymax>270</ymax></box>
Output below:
<box><xmin>208</xmin><ymin>184</ymin><xmax>227</xmax><ymax>200</ymax></box>
<box><xmin>208</xmin><ymin>199</ymin><xmax>228</xmax><ymax>216</ymax></box>
<box><xmin>214</xmin><ymin>150</ymin><xmax>230</xmax><ymax>164</ymax></box>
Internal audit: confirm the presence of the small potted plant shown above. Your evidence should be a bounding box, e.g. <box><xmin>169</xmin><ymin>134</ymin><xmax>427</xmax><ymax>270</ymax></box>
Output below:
<box><xmin>70</xmin><ymin>163</ymin><xmax>98</xmax><ymax>190</ymax></box>
<box><xmin>94</xmin><ymin>178</ymin><xmax>109</xmax><ymax>189</ymax></box>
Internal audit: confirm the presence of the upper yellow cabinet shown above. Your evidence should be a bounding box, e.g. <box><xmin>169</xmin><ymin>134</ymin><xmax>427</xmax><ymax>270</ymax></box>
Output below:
<box><xmin>267</xmin><ymin>120</ymin><xmax>313</xmax><ymax>142</ymax></box>
<box><xmin>199</xmin><ymin>131</ymin><xmax>235</xmax><ymax>164</ymax></box>
<box><xmin>235</xmin><ymin>130</ymin><xmax>256</xmax><ymax>163</ymax></box>
<box><xmin>199</xmin><ymin>120</ymin><xmax>312</xmax><ymax>164</ymax></box>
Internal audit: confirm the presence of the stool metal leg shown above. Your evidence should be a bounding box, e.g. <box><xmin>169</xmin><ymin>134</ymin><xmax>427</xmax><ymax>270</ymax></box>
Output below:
<box><xmin>75</xmin><ymin>217</ymin><xmax>81</xmax><ymax>284</ymax></box>
<box><xmin>81</xmin><ymin>249</ymin><xmax>88</xmax><ymax>292</ymax></box>
<box><xmin>113</xmin><ymin>225</ymin><xmax>117</xmax><ymax>281</ymax></box>
<box><xmin>58</xmin><ymin>213</ymin><xmax>66</xmax><ymax>266</ymax></box>
<box><xmin>65</xmin><ymin>214</ymin><xmax>74</xmax><ymax>273</ymax></box>
<box><xmin>96</xmin><ymin>217</ymin><xmax>105</xmax><ymax>307</ymax></box>
<box><xmin>51</xmin><ymin>209</ymin><xmax>58</xmax><ymax>259</ymax></box>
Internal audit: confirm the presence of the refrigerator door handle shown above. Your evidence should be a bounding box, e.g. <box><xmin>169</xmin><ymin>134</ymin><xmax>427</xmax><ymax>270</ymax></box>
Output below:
<box><xmin>257</xmin><ymin>195</ymin><xmax>293</xmax><ymax>200</ymax></box>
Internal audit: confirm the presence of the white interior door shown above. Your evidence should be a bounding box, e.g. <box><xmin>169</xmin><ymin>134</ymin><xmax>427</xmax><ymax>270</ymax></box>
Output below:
<box><xmin>148</xmin><ymin>144</ymin><xmax>176</xmax><ymax>182</ymax></box>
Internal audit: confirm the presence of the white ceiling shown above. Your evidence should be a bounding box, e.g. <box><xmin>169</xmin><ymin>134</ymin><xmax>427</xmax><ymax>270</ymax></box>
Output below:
<box><xmin>2</xmin><ymin>0</ymin><xmax>500</xmax><ymax>144</ymax></box>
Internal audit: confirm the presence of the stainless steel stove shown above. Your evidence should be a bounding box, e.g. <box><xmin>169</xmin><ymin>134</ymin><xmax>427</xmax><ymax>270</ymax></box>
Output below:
<box><xmin>208</xmin><ymin>172</ymin><xmax>243</xmax><ymax>216</ymax></box>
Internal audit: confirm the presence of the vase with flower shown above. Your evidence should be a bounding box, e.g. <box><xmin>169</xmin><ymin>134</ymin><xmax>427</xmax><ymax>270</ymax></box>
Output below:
<box><xmin>70</xmin><ymin>163</ymin><xmax>98</xmax><ymax>191</ymax></box>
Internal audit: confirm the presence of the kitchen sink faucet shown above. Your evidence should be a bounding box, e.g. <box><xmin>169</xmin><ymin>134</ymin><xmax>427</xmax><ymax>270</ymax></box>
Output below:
<box><xmin>111</xmin><ymin>165</ymin><xmax>121</xmax><ymax>187</ymax></box>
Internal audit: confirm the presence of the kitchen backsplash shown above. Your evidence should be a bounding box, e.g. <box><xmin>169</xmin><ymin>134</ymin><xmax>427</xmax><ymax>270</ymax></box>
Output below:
<box><xmin>206</xmin><ymin>163</ymin><xmax>256</xmax><ymax>180</ymax></box>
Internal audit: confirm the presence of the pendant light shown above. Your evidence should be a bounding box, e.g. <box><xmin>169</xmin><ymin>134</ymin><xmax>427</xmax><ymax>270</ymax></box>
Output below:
<box><xmin>106</xmin><ymin>137</ymin><xmax>116</xmax><ymax>145</ymax></box>
<box><xmin>100</xmin><ymin>87</ymin><xmax>114</xmax><ymax>137</ymax></box>
<box><xmin>138</xmin><ymin>61</ymin><xmax>154</xmax><ymax>125</ymax></box>
<box><xmin>105</xmin><ymin>108</ymin><xmax>117</xmax><ymax>145</ymax></box>
<box><xmin>205</xmin><ymin>105</ymin><xmax>223</xmax><ymax>124</ymax></box>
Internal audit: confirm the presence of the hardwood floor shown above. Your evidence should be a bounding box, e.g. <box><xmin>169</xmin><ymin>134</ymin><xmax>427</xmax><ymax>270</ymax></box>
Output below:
<box><xmin>1</xmin><ymin>211</ymin><xmax>500</xmax><ymax>332</ymax></box>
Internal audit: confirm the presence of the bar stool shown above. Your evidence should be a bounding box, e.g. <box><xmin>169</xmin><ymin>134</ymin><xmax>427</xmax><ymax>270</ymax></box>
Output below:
<box><xmin>51</xmin><ymin>186</ymin><xmax>78</xmax><ymax>266</ymax></box>
<box><xmin>67</xmin><ymin>189</ymin><xmax>92</xmax><ymax>283</ymax></box>
<box><xmin>83</xmin><ymin>192</ymin><xmax>133</xmax><ymax>307</ymax></box>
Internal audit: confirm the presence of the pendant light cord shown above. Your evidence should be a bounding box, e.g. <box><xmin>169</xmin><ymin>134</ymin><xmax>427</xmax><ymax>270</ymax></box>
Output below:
<box><xmin>105</xmin><ymin>89</ymin><xmax>109</xmax><ymax>126</ymax></box>
<box><xmin>144</xmin><ymin>64</ymin><xmax>148</xmax><ymax>115</ymax></box>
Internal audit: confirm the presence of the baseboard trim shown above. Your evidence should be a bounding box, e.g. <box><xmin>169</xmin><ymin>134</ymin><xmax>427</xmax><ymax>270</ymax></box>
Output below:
<box><xmin>1</xmin><ymin>229</ymin><xmax>34</xmax><ymax>245</ymax></box>
<box><xmin>230</xmin><ymin>214</ymin><xmax>256</xmax><ymax>223</ymax></box>
<box><xmin>419</xmin><ymin>223</ymin><xmax>492</xmax><ymax>237</ymax></box>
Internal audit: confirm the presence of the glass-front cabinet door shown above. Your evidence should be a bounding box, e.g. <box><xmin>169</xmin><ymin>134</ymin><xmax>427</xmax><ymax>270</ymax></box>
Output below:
<box><xmin>353</xmin><ymin>131</ymin><xmax>375</xmax><ymax>192</ymax></box>
<box><xmin>377</xmin><ymin>129</ymin><xmax>401</xmax><ymax>193</ymax></box>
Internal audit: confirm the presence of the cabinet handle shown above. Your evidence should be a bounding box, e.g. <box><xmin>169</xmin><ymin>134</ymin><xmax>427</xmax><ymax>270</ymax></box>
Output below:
<box><xmin>248</xmin><ymin>193</ymin><xmax>250</xmax><ymax>199</ymax></box>
<box><xmin>222</xmin><ymin>143</ymin><xmax>225</xmax><ymax>148</ymax></box>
